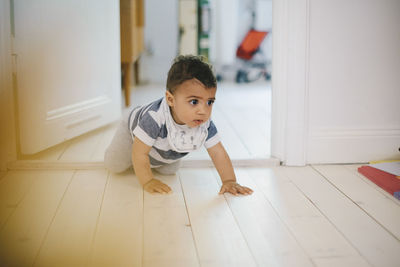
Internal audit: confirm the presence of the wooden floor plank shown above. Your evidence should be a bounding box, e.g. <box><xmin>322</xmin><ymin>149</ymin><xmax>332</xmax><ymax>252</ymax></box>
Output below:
<box><xmin>344</xmin><ymin>164</ymin><xmax>400</xmax><ymax>206</ymax></box>
<box><xmin>215</xmin><ymin>82</ymin><xmax>271</xmax><ymax>158</ymax></box>
<box><xmin>216</xmin><ymin>105</ymin><xmax>270</xmax><ymax>158</ymax></box>
<box><xmin>184</xmin><ymin>146</ymin><xmax>210</xmax><ymax>161</ymax></box>
<box><xmin>34</xmin><ymin>170</ymin><xmax>109</xmax><ymax>267</ymax></box>
<box><xmin>143</xmin><ymin>172</ymin><xmax>199</xmax><ymax>267</ymax></box>
<box><xmin>59</xmin><ymin>128</ymin><xmax>106</xmax><ymax>162</ymax></box>
<box><xmin>313</xmin><ymin>165</ymin><xmax>400</xmax><ymax>240</ymax></box>
<box><xmin>0</xmin><ymin>171</ymin><xmax>37</xmax><ymax>230</ymax></box>
<box><xmin>213</xmin><ymin>168</ymin><xmax>313</xmax><ymax>267</ymax></box>
<box><xmin>0</xmin><ymin>170</ymin><xmax>73</xmax><ymax>266</ymax></box>
<box><xmin>283</xmin><ymin>166</ymin><xmax>400</xmax><ymax>267</ymax></box>
<box><xmin>130</xmin><ymin>84</ymin><xmax>165</xmax><ymax>108</ymax></box>
<box><xmin>88</xmin><ymin>171</ymin><xmax>143</xmax><ymax>267</ymax></box>
<box><xmin>186</xmin><ymin>106</ymin><xmax>252</xmax><ymax>161</ymax></box>
<box><xmin>0</xmin><ymin>171</ymin><xmax>6</xmax><ymax>181</ymax></box>
<box><xmin>247</xmin><ymin>168</ymin><xmax>369</xmax><ymax>266</ymax></box>
<box><xmin>20</xmin><ymin>141</ymin><xmax>68</xmax><ymax>161</ymax></box>
<box><xmin>211</xmin><ymin>108</ymin><xmax>252</xmax><ymax>159</ymax></box>
<box><xmin>312</xmin><ymin>256</ymin><xmax>374</xmax><ymax>267</ymax></box>
<box><xmin>179</xmin><ymin>168</ymin><xmax>257</xmax><ymax>267</ymax></box>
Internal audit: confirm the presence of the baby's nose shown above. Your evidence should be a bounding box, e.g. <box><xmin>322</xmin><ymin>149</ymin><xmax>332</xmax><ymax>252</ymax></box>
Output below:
<box><xmin>197</xmin><ymin>105</ymin><xmax>206</xmax><ymax>114</ymax></box>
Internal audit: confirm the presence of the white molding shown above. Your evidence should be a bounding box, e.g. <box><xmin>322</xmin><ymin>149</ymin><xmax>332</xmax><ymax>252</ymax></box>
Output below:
<box><xmin>7</xmin><ymin>160</ymin><xmax>105</xmax><ymax>170</ymax></box>
<box><xmin>310</xmin><ymin>128</ymin><xmax>400</xmax><ymax>138</ymax></box>
<box><xmin>271</xmin><ymin>0</ymin><xmax>310</xmax><ymax>166</ymax></box>
<box><xmin>308</xmin><ymin>136</ymin><xmax>400</xmax><ymax>164</ymax></box>
<box><xmin>308</xmin><ymin>127</ymin><xmax>400</xmax><ymax>163</ymax></box>
<box><xmin>46</xmin><ymin>95</ymin><xmax>111</xmax><ymax>121</ymax></box>
<box><xmin>182</xmin><ymin>158</ymin><xmax>281</xmax><ymax>168</ymax></box>
<box><xmin>7</xmin><ymin>158</ymin><xmax>281</xmax><ymax>170</ymax></box>
<box><xmin>271</xmin><ymin>0</ymin><xmax>288</xmax><ymax>162</ymax></box>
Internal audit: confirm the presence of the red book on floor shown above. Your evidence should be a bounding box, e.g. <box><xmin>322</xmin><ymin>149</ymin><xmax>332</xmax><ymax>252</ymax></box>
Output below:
<box><xmin>358</xmin><ymin>165</ymin><xmax>400</xmax><ymax>195</ymax></box>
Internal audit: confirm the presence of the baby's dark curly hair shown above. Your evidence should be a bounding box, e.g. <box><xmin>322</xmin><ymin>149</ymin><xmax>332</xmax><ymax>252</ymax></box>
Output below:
<box><xmin>166</xmin><ymin>55</ymin><xmax>217</xmax><ymax>94</ymax></box>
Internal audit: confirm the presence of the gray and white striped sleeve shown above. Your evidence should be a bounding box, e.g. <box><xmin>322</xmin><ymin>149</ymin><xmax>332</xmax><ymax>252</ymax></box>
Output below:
<box><xmin>204</xmin><ymin>120</ymin><xmax>220</xmax><ymax>148</ymax></box>
<box><xmin>132</xmin><ymin>111</ymin><xmax>161</xmax><ymax>147</ymax></box>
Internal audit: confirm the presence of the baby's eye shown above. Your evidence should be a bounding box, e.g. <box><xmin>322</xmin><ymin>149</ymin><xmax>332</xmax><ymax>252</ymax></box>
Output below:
<box><xmin>207</xmin><ymin>100</ymin><xmax>215</xmax><ymax>106</ymax></box>
<box><xmin>189</xmin><ymin>99</ymin><xmax>198</xmax><ymax>105</ymax></box>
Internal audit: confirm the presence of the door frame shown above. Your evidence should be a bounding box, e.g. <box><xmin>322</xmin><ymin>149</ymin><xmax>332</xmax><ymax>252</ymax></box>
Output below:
<box><xmin>0</xmin><ymin>0</ymin><xmax>311</xmax><ymax>169</ymax></box>
<box><xmin>271</xmin><ymin>0</ymin><xmax>309</xmax><ymax>166</ymax></box>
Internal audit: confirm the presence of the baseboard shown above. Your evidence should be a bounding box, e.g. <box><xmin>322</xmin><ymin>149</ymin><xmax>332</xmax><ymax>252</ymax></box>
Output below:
<box><xmin>7</xmin><ymin>160</ymin><xmax>105</xmax><ymax>170</ymax></box>
<box><xmin>182</xmin><ymin>158</ymin><xmax>280</xmax><ymax>168</ymax></box>
<box><xmin>307</xmin><ymin>128</ymin><xmax>400</xmax><ymax>164</ymax></box>
<box><xmin>7</xmin><ymin>158</ymin><xmax>280</xmax><ymax>170</ymax></box>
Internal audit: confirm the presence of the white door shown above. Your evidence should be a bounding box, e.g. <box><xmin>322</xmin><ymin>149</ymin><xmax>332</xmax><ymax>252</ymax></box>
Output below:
<box><xmin>13</xmin><ymin>0</ymin><xmax>121</xmax><ymax>154</ymax></box>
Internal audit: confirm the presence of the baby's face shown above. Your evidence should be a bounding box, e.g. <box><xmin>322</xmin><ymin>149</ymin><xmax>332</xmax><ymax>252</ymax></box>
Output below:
<box><xmin>166</xmin><ymin>79</ymin><xmax>216</xmax><ymax>128</ymax></box>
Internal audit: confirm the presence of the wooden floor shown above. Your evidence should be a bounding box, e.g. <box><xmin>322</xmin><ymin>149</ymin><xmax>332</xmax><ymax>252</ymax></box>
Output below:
<box><xmin>20</xmin><ymin>81</ymin><xmax>272</xmax><ymax>163</ymax></box>
<box><xmin>1</xmin><ymin>165</ymin><xmax>400</xmax><ymax>266</ymax></box>
<box><xmin>8</xmin><ymin>82</ymin><xmax>400</xmax><ymax>266</ymax></box>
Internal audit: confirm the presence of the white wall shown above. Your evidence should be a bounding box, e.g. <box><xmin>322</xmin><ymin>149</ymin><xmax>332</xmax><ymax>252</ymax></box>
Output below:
<box><xmin>272</xmin><ymin>0</ymin><xmax>400</xmax><ymax>165</ymax></box>
<box><xmin>141</xmin><ymin>0</ymin><xmax>179</xmax><ymax>84</ymax></box>
<box><xmin>307</xmin><ymin>0</ymin><xmax>400</xmax><ymax>163</ymax></box>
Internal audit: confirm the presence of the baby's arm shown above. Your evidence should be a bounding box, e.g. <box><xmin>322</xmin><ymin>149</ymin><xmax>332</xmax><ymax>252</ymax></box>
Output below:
<box><xmin>132</xmin><ymin>137</ymin><xmax>172</xmax><ymax>194</ymax></box>
<box><xmin>207</xmin><ymin>142</ymin><xmax>253</xmax><ymax>195</ymax></box>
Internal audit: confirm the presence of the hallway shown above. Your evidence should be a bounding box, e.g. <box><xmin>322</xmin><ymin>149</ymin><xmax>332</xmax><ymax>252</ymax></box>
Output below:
<box><xmin>19</xmin><ymin>81</ymin><xmax>274</xmax><ymax>167</ymax></box>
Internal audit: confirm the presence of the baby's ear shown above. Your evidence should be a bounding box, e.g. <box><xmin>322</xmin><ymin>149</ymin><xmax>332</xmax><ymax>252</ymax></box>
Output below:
<box><xmin>165</xmin><ymin>90</ymin><xmax>175</xmax><ymax>107</ymax></box>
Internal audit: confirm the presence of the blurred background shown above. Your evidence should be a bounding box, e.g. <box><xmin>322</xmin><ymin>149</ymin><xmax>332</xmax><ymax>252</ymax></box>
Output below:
<box><xmin>2</xmin><ymin>0</ymin><xmax>399</xmax><ymax>168</ymax></box>
<box><xmin>141</xmin><ymin>0</ymin><xmax>272</xmax><ymax>84</ymax></box>
<box><xmin>1</xmin><ymin>0</ymin><xmax>273</xmax><ymax>163</ymax></box>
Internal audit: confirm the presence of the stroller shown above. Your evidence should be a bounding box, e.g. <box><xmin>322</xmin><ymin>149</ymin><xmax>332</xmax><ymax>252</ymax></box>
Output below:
<box><xmin>235</xmin><ymin>29</ymin><xmax>271</xmax><ymax>83</ymax></box>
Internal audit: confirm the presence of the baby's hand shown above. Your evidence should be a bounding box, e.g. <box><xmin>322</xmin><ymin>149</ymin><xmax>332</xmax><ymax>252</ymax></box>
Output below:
<box><xmin>143</xmin><ymin>179</ymin><xmax>172</xmax><ymax>194</ymax></box>
<box><xmin>219</xmin><ymin>181</ymin><xmax>253</xmax><ymax>196</ymax></box>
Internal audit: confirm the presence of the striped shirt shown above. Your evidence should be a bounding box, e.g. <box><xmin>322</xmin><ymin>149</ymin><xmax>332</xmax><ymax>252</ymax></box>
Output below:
<box><xmin>128</xmin><ymin>97</ymin><xmax>220</xmax><ymax>167</ymax></box>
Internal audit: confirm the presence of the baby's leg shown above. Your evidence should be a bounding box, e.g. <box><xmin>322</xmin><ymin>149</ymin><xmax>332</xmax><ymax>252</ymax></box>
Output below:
<box><xmin>104</xmin><ymin>113</ymin><xmax>133</xmax><ymax>173</ymax></box>
<box><xmin>154</xmin><ymin>160</ymin><xmax>182</xmax><ymax>175</ymax></box>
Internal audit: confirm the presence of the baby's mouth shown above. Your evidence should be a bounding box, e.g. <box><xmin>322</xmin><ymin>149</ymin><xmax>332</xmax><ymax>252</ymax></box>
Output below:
<box><xmin>193</xmin><ymin>119</ymin><xmax>204</xmax><ymax>125</ymax></box>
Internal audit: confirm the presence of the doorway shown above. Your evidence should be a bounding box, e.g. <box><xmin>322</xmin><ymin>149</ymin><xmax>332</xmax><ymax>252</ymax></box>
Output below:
<box><xmin>137</xmin><ymin>0</ymin><xmax>274</xmax><ymax>163</ymax></box>
<box><xmin>17</xmin><ymin>0</ymin><xmax>275</xmax><ymax>166</ymax></box>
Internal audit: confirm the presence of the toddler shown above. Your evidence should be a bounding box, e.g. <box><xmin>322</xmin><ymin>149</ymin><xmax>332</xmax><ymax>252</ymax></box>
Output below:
<box><xmin>104</xmin><ymin>55</ymin><xmax>253</xmax><ymax>196</ymax></box>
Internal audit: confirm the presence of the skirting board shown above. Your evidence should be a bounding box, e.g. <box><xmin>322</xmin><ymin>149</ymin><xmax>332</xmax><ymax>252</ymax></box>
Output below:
<box><xmin>307</xmin><ymin>130</ymin><xmax>400</xmax><ymax>164</ymax></box>
<box><xmin>7</xmin><ymin>158</ymin><xmax>280</xmax><ymax>170</ymax></box>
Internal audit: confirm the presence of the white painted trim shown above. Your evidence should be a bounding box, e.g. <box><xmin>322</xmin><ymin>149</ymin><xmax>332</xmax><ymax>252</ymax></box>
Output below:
<box><xmin>270</xmin><ymin>0</ymin><xmax>288</xmax><ymax>162</ymax></box>
<box><xmin>7</xmin><ymin>160</ymin><xmax>105</xmax><ymax>170</ymax></box>
<box><xmin>271</xmin><ymin>0</ymin><xmax>310</xmax><ymax>166</ymax></box>
<box><xmin>310</xmin><ymin>128</ymin><xmax>400</xmax><ymax>138</ymax></box>
<box><xmin>308</xmin><ymin>127</ymin><xmax>400</xmax><ymax>164</ymax></box>
<box><xmin>308</xmin><ymin>136</ymin><xmax>400</xmax><ymax>164</ymax></box>
<box><xmin>7</xmin><ymin>158</ymin><xmax>281</xmax><ymax>170</ymax></box>
<box><xmin>182</xmin><ymin>158</ymin><xmax>281</xmax><ymax>168</ymax></box>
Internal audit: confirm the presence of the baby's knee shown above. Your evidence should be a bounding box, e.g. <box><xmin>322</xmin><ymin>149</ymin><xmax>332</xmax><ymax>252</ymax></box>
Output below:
<box><xmin>105</xmin><ymin>163</ymin><xmax>128</xmax><ymax>174</ymax></box>
<box><xmin>104</xmin><ymin>149</ymin><xmax>131</xmax><ymax>173</ymax></box>
<box><xmin>154</xmin><ymin>161</ymin><xmax>181</xmax><ymax>175</ymax></box>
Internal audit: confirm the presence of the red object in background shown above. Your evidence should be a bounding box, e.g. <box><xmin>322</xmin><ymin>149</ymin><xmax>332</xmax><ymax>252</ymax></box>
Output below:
<box><xmin>236</xmin><ymin>30</ymin><xmax>268</xmax><ymax>60</ymax></box>
<box><xmin>358</xmin><ymin>165</ymin><xmax>400</xmax><ymax>195</ymax></box>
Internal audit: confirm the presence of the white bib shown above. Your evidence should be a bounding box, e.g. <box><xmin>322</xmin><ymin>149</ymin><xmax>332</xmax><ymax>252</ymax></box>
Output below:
<box><xmin>163</xmin><ymin>98</ymin><xmax>209</xmax><ymax>153</ymax></box>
